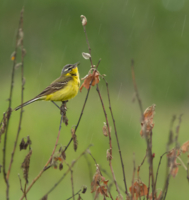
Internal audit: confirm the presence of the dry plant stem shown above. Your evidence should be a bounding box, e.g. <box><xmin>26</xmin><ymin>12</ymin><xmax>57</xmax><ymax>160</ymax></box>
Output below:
<box><xmin>23</xmin><ymin>182</ymin><xmax>27</xmax><ymax>200</ymax></box>
<box><xmin>131</xmin><ymin>60</ymin><xmax>143</xmax><ymax>119</ymax></box>
<box><xmin>18</xmin><ymin>174</ymin><xmax>24</xmax><ymax>193</ymax></box>
<box><xmin>149</xmin><ymin>132</ymin><xmax>155</xmax><ymax>199</ymax></box>
<box><xmin>7</xmin><ymin>12</ymin><xmax>25</xmax><ymax>181</ymax></box>
<box><xmin>131</xmin><ymin>60</ymin><xmax>155</xmax><ymax>198</ymax></box>
<box><xmin>3</xmin><ymin>8</ymin><xmax>24</xmax><ymax>200</ymax></box>
<box><xmin>147</xmin><ymin>166</ymin><xmax>150</xmax><ymax>200</ymax></box>
<box><xmin>66</xmin><ymin>189</ymin><xmax>81</xmax><ymax>200</ymax></box>
<box><xmin>154</xmin><ymin>152</ymin><xmax>167</xmax><ymax>192</ymax></box>
<box><xmin>87</xmin><ymin>152</ymin><xmax>114</xmax><ymax>200</ymax></box>
<box><xmin>102</xmin><ymin>77</ymin><xmax>128</xmax><ymax>195</ymax></box>
<box><xmin>20</xmin><ymin>113</ymin><xmax>63</xmax><ymax>200</ymax></box>
<box><xmin>84</xmin><ymin>155</ymin><xmax>94</xmax><ymax>186</ymax></box>
<box><xmin>71</xmin><ymin>170</ymin><xmax>75</xmax><ymax>200</ymax></box>
<box><xmin>63</xmin><ymin>60</ymin><xmax>101</xmax><ymax>153</ymax></box>
<box><xmin>187</xmin><ymin>161</ymin><xmax>189</xmax><ymax>182</ymax></box>
<box><xmin>96</xmin><ymin>84</ymin><xmax>122</xmax><ymax>198</ymax></box>
<box><xmin>131</xmin><ymin>153</ymin><xmax>136</xmax><ymax>200</ymax></box>
<box><xmin>137</xmin><ymin>151</ymin><xmax>147</xmax><ymax>179</ymax></box>
<box><xmin>81</xmin><ymin>21</ymin><xmax>93</xmax><ymax>67</ymax></box>
<box><xmin>101</xmin><ymin>168</ymin><xmax>125</xmax><ymax>193</ymax></box>
<box><xmin>96</xmin><ymin>84</ymin><xmax>112</xmax><ymax>154</ymax></box>
<box><xmin>40</xmin><ymin>145</ymin><xmax>92</xmax><ymax>199</ymax></box>
<box><xmin>163</xmin><ymin>115</ymin><xmax>182</xmax><ymax>200</ymax></box>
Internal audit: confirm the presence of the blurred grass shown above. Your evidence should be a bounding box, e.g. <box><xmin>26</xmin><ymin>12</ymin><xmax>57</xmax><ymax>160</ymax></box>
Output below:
<box><xmin>1</xmin><ymin>0</ymin><xmax>189</xmax><ymax>199</ymax></box>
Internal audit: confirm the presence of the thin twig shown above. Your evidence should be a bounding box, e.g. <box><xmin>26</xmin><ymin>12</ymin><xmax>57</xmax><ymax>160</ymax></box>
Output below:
<box><xmin>7</xmin><ymin>8</ymin><xmax>25</xmax><ymax>181</ymax></box>
<box><xmin>131</xmin><ymin>60</ymin><xmax>143</xmax><ymax>118</ymax></box>
<box><xmin>71</xmin><ymin>170</ymin><xmax>75</xmax><ymax>200</ymax></box>
<box><xmin>66</xmin><ymin>189</ymin><xmax>81</xmax><ymax>200</ymax></box>
<box><xmin>101</xmin><ymin>168</ymin><xmax>125</xmax><ymax>193</ymax></box>
<box><xmin>96</xmin><ymin>84</ymin><xmax>122</xmax><ymax>199</ymax></box>
<box><xmin>18</xmin><ymin>174</ymin><xmax>24</xmax><ymax>193</ymax></box>
<box><xmin>131</xmin><ymin>153</ymin><xmax>136</xmax><ymax>200</ymax></box>
<box><xmin>137</xmin><ymin>151</ymin><xmax>147</xmax><ymax>179</ymax></box>
<box><xmin>102</xmin><ymin>76</ymin><xmax>128</xmax><ymax>195</ymax></box>
<box><xmin>81</xmin><ymin>17</ymin><xmax>93</xmax><ymax>67</ymax></box>
<box><xmin>40</xmin><ymin>145</ymin><xmax>92</xmax><ymax>199</ymax></box>
<box><xmin>163</xmin><ymin>115</ymin><xmax>183</xmax><ymax>200</ymax></box>
<box><xmin>154</xmin><ymin>151</ymin><xmax>167</xmax><ymax>192</ymax></box>
<box><xmin>3</xmin><ymin>8</ymin><xmax>25</xmax><ymax>200</ymax></box>
<box><xmin>187</xmin><ymin>161</ymin><xmax>189</xmax><ymax>183</ymax></box>
<box><xmin>147</xmin><ymin>166</ymin><xmax>150</xmax><ymax>200</ymax></box>
<box><xmin>20</xmin><ymin>113</ymin><xmax>64</xmax><ymax>200</ymax></box>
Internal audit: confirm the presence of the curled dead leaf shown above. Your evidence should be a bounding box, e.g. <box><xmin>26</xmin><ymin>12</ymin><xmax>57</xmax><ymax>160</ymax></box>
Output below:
<box><xmin>129</xmin><ymin>180</ymin><xmax>148</xmax><ymax>199</ymax></box>
<box><xmin>79</xmin><ymin>71</ymin><xmax>100</xmax><ymax>92</ymax></box>
<box><xmin>181</xmin><ymin>140</ymin><xmax>189</xmax><ymax>153</ymax></box>
<box><xmin>140</xmin><ymin>104</ymin><xmax>156</xmax><ymax>137</ymax></box>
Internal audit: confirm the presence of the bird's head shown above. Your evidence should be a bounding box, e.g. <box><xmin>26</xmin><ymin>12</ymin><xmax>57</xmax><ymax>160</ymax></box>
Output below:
<box><xmin>61</xmin><ymin>62</ymin><xmax>80</xmax><ymax>76</ymax></box>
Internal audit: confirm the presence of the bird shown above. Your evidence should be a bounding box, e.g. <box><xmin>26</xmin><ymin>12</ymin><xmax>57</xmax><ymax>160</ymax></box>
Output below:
<box><xmin>15</xmin><ymin>62</ymin><xmax>80</xmax><ymax>111</ymax></box>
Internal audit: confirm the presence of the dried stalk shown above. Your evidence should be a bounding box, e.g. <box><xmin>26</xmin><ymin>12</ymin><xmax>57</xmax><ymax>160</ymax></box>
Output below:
<box><xmin>3</xmin><ymin>8</ymin><xmax>25</xmax><ymax>200</ymax></box>
<box><xmin>7</xmin><ymin>8</ymin><xmax>25</xmax><ymax>180</ymax></box>
<box><xmin>96</xmin><ymin>84</ymin><xmax>122</xmax><ymax>198</ymax></box>
<box><xmin>40</xmin><ymin>144</ymin><xmax>92</xmax><ymax>199</ymax></box>
<box><xmin>19</xmin><ymin>112</ymin><xmax>64</xmax><ymax>200</ymax></box>
<box><xmin>102</xmin><ymin>77</ymin><xmax>128</xmax><ymax>195</ymax></box>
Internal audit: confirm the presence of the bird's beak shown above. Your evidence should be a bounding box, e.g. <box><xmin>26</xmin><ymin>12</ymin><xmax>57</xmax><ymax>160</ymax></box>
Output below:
<box><xmin>73</xmin><ymin>62</ymin><xmax>80</xmax><ymax>68</ymax></box>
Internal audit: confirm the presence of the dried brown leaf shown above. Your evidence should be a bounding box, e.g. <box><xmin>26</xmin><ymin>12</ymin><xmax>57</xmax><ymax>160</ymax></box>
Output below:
<box><xmin>79</xmin><ymin>71</ymin><xmax>100</xmax><ymax>92</ymax></box>
<box><xmin>129</xmin><ymin>180</ymin><xmax>148</xmax><ymax>199</ymax></box>
<box><xmin>140</xmin><ymin>104</ymin><xmax>156</xmax><ymax>137</ymax></box>
<box><xmin>181</xmin><ymin>140</ymin><xmax>189</xmax><ymax>153</ymax></box>
<box><xmin>71</xmin><ymin>128</ymin><xmax>78</xmax><ymax>151</ymax></box>
<box><xmin>21</xmin><ymin>150</ymin><xmax>32</xmax><ymax>183</ymax></box>
<box><xmin>59</xmin><ymin>163</ymin><xmax>63</xmax><ymax>170</ymax></box>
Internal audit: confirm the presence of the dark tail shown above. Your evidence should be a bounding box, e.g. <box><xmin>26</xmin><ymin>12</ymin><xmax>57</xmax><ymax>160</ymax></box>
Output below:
<box><xmin>14</xmin><ymin>97</ymin><xmax>39</xmax><ymax>111</ymax></box>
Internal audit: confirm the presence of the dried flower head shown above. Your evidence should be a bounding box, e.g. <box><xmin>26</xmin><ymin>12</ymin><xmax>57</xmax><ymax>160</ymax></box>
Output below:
<box><xmin>80</xmin><ymin>15</ymin><xmax>87</xmax><ymax>26</ymax></box>
<box><xmin>82</xmin><ymin>52</ymin><xmax>91</xmax><ymax>60</ymax></box>
<box><xmin>106</xmin><ymin>149</ymin><xmax>112</xmax><ymax>161</ymax></box>
<box><xmin>102</xmin><ymin>122</ymin><xmax>110</xmax><ymax>137</ymax></box>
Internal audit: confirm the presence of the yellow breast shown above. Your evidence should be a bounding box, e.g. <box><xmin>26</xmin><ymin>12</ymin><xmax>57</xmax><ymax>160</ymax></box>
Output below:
<box><xmin>45</xmin><ymin>70</ymin><xmax>80</xmax><ymax>102</ymax></box>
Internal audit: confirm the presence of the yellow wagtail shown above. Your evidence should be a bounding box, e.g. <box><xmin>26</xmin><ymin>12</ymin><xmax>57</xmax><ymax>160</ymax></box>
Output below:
<box><xmin>15</xmin><ymin>62</ymin><xmax>80</xmax><ymax>111</ymax></box>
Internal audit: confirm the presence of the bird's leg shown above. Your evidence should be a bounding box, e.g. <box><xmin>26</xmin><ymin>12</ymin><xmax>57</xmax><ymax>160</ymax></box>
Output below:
<box><xmin>60</xmin><ymin>101</ymin><xmax>68</xmax><ymax>126</ymax></box>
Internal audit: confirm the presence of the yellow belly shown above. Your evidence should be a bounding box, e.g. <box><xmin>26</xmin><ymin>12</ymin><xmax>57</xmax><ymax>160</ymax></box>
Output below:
<box><xmin>44</xmin><ymin>80</ymin><xmax>79</xmax><ymax>101</ymax></box>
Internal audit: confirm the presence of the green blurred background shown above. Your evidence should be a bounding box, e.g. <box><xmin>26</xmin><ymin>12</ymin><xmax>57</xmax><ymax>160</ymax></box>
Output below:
<box><xmin>1</xmin><ymin>0</ymin><xmax>189</xmax><ymax>199</ymax></box>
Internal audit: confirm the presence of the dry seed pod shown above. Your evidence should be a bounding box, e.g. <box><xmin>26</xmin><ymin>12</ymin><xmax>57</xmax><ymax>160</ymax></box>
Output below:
<box><xmin>82</xmin><ymin>52</ymin><xmax>91</xmax><ymax>60</ymax></box>
<box><xmin>80</xmin><ymin>15</ymin><xmax>87</xmax><ymax>26</ymax></box>
<box><xmin>106</xmin><ymin>149</ymin><xmax>112</xmax><ymax>161</ymax></box>
<box><xmin>102</xmin><ymin>122</ymin><xmax>108</xmax><ymax>137</ymax></box>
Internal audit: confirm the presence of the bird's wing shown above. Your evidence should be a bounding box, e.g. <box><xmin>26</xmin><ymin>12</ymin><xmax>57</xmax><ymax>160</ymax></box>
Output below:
<box><xmin>36</xmin><ymin>76</ymin><xmax>73</xmax><ymax>98</ymax></box>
